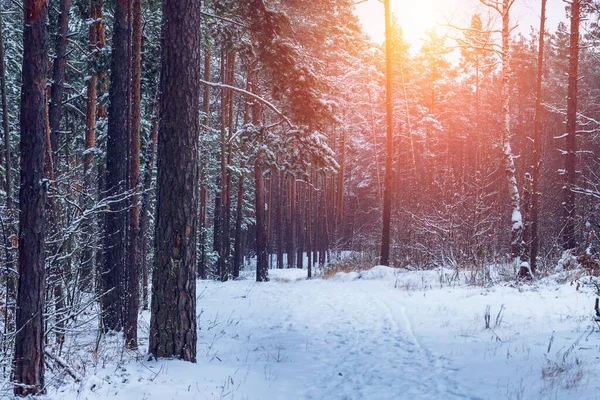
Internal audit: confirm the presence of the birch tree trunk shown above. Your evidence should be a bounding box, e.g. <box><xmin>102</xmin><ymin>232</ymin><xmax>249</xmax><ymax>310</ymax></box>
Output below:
<box><xmin>499</xmin><ymin>0</ymin><xmax>528</xmax><ymax>277</ymax></box>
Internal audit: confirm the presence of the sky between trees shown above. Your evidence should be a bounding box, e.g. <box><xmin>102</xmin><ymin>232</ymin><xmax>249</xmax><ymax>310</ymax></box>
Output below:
<box><xmin>356</xmin><ymin>0</ymin><xmax>565</xmax><ymax>47</ymax></box>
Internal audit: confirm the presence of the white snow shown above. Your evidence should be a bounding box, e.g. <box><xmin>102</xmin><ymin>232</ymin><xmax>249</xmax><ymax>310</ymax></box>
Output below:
<box><xmin>512</xmin><ymin>208</ymin><xmax>523</xmax><ymax>230</ymax></box>
<box><xmin>38</xmin><ymin>268</ymin><xmax>600</xmax><ymax>399</ymax></box>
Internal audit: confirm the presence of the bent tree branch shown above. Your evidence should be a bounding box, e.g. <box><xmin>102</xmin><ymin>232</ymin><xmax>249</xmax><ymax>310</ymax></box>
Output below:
<box><xmin>199</xmin><ymin>79</ymin><xmax>294</xmax><ymax>128</ymax></box>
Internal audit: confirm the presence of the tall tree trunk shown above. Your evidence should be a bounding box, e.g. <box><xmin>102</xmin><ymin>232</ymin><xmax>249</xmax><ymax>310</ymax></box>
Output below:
<box><xmin>337</xmin><ymin>128</ymin><xmax>345</xmax><ymax>237</ymax></box>
<box><xmin>267</xmin><ymin>173</ymin><xmax>273</xmax><ymax>268</ymax></box>
<box><xmin>233</xmin><ymin>144</ymin><xmax>246</xmax><ymax>278</ymax></box>
<box><xmin>198</xmin><ymin>47</ymin><xmax>211</xmax><ymax>279</ymax></box>
<box><xmin>254</xmin><ymin>97</ymin><xmax>268</xmax><ymax>282</ymax></box>
<box><xmin>563</xmin><ymin>0</ymin><xmax>580</xmax><ymax>250</ymax></box>
<box><xmin>233</xmin><ymin>69</ymin><xmax>252</xmax><ymax>278</ymax></box>
<box><xmin>313</xmin><ymin>170</ymin><xmax>319</xmax><ymax>269</ymax></box>
<box><xmin>125</xmin><ymin>0</ymin><xmax>142</xmax><ymax>349</ymax></box>
<box><xmin>139</xmin><ymin>96</ymin><xmax>159</xmax><ymax>311</ymax></box>
<box><xmin>0</xmin><ymin>0</ymin><xmax>11</xmax><ymax>210</ymax></box>
<box><xmin>215</xmin><ymin>50</ymin><xmax>237</xmax><ymax>280</ymax></box>
<box><xmin>44</xmin><ymin>94</ymin><xmax>66</xmax><ymax>352</ymax></box>
<box><xmin>213</xmin><ymin>175</ymin><xmax>222</xmax><ymax>272</ymax></box>
<box><xmin>217</xmin><ymin>51</ymin><xmax>228</xmax><ymax>281</ymax></box>
<box><xmin>225</xmin><ymin>51</ymin><xmax>236</xmax><ymax>278</ymax></box>
<box><xmin>287</xmin><ymin>175</ymin><xmax>296</xmax><ymax>268</ymax></box>
<box><xmin>255</xmin><ymin>150</ymin><xmax>268</xmax><ymax>282</ymax></box>
<box><xmin>84</xmin><ymin>1</ymin><xmax>99</xmax><ymax>183</ymax></box>
<box><xmin>49</xmin><ymin>0</ymin><xmax>71</xmax><ymax>169</ymax></box>
<box><xmin>319</xmin><ymin>174</ymin><xmax>329</xmax><ymax>267</ymax></box>
<box><xmin>14</xmin><ymin>0</ymin><xmax>48</xmax><ymax>395</ymax></box>
<box><xmin>317</xmin><ymin>174</ymin><xmax>324</xmax><ymax>267</ymax></box>
<box><xmin>102</xmin><ymin>0</ymin><xmax>129</xmax><ymax>332</ymax></box>
<box><xmin>528</xmin><ymin>0</ymin><xmax>547</xmax><ymax>276</ymax></box>
<box><xmin>81</xmin><ymin>0</ymin><xmax>104</xmax><ymax>287</ymax></box>
<box><xmin>380</xmin><ymin>0</ymin><xmax>393</xmax><ymax>266</ymax></box>
<box><xmin>276</xmin><ymin>171</ymin><xmax>284</xmax><ymax>269</ymax></box>
<box><xmin>306</xmin><ymin>178</ymin><xmax>313</xmax><ymax>278</ymax></box>
<box><xmin>498</xmin><ymin>0</ymin><xmax>527</xmax><ymax>275</ymax></box>
<box><xmin>0</xmin><ymin>0</ymin><xmax>15</xmax><ymax>331</ymax></box>
<box><xmin>296</xmin><ymin>182</ymin><xmax>304</xmax><ymax>269</ymax></box>
<box><xmin>149</xmin><ymin>0</ymin><xmax>201</xmax><ymax>362</ymax></box>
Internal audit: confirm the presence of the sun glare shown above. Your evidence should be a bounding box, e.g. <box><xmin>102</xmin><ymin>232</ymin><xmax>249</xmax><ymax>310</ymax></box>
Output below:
<box><xmin>355</xmin><ymin>0</ymin><xmax>458</xmax><ymax>48</ymax></box>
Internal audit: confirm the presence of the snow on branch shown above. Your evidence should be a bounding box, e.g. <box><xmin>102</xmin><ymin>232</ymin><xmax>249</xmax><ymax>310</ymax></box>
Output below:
<box><xmin>199</xmin><ymin>79</ymin><xmax>294</xmax><ymax>129</ymax></box>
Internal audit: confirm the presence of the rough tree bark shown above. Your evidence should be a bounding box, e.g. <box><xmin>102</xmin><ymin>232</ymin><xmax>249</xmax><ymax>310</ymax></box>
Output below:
<box><xmin>306</xmin><ymin>177</ymin><xmax>313</xmax><ymax>278</ymax></box>
<box><xmin>276</xmin><ymin>171</ymin><xmax>284</xmax><ymax>269</ymax></box>
<box><xmin>48</xmin><ymin>0</ymin><xmax>71</xmax><ymax>168</ymax></box>
<box><xmin>149</xmin><ymin>0</ymin><xmax>202</xmax><ymax>362</ymax></box>
<box><xmin>102</xmin><ymin>0</ymin><xmax>129</xmax><ymax>332</ymax></box>
<box><xmin>44</xmin><ymin>93</ymin><xmax>66</xmax><ymax>350</ymax></box>
<box><xmin>296</xmin><ymin>182</ymin><xmax>304</xmax><ymax>269</ymax></box>
<box><xmin>101</xmin><ymin>0</ymin><xmax>129</xmax><ymax>330</ymax></box>
<box><xmin>563</xmin><ymin>0</ymin><xmax>580</xmax><ymax>250</ymax></box>
<box><xmin>313</xmin><ymin>170</ymin><xmax>319</xmax><ymax>269</ymax></box>
<box><xmin>225</xmin><ymin>51</ymin><xmax>236</xmax><ymax>277</ymax></box>
<box><xmin>287</xmin><ymin>176</ymin><xmax>296</xmax><ymax>268</ymax></box>
<box><xmin>84</xmin><ymin>0</ymin><xmax>105</xmax><ymax>182</ymax></box>
<box><xmin>198</xmin><ymin>47</ymin><xmax>211</xmax><ymax>280</ymax></box>
<box><xmin>81</xmin><ymin>0</ymin><xmax>104</xmax><ymax>287</ymax></box>
<box><xmin>255</xmin><ymin>149</ymin><xmax>269</xmax><ymax>282</ymax></box>
<box><xmin>232</xmin><ymin>69</ymin><xmax>253</xmax><ymax>279</ymax></box>
<box><xmin>139</xmin><ymin>96</ymin><xmax>159</xmax><ymax>311</ymax></box>
<box><xmin>254</xmin><ymin>100</ymin><xmax>268</xmax><ymax>282</ymax></box>
<box><xmin>380</xmin><ymin>0</ymin><xmax>393</xmax><ymax>266</ymax></box>
<box><xmin>125</xmin><ymin>0</ymin><xmax>142</xmax><ymax>349</ymax></box>
<box><xmin>0</xmin><ymin>0</ymin><xmax>11</xmax><ymax>210</ymax></box>
<box><xmin>0</xmin><ymin>0</ymin><xmax>15</xmax><ymax>324</ymax></box>
<box><xmin>337</xmin><ymin>127</ymin><xmax>345</xmax><ymax>230</ymax></box>
<box><xmin>233</xmin><ymin>143</ymin><xmax>246</xmax><ymax>279</ymax></box>
<box><xmin>528</xmin><ymin>0</ymin><xmax>547</xmax><ymax>276</ymax></box>
<box><xmin>84</xmin><ymin>1</ymin><xmax>98</xmax><ymax>184</ymax></box>
<box><xmin>13</xmin><ymin>0</ymin><xmax>48</xmax><ymax>395</ymax></box>
<box><xmin>217</xmin><ymin>50</ymin><xmax>235</xmax><ymax>282</ymax></box>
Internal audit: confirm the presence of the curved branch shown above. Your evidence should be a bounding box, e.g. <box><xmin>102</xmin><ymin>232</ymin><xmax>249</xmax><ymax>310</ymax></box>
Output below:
<box><xmin>200</xmin><ymin>79</ymin><xmax>294</xmax><ymax>128</ymax></box>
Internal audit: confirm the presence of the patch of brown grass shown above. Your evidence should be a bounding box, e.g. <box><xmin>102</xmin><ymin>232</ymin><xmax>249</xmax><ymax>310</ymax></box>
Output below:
<box><xmin>320</xmin><ymin>253</ymin><xmax>378</xmax><ymax>279</ymax></box>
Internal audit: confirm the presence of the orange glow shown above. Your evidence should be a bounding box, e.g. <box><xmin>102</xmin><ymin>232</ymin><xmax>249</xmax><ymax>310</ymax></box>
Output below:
<box><xmin>354</xmin><ymin>0</ymin><xmax>461</xmax><ymax>47</ymax></box>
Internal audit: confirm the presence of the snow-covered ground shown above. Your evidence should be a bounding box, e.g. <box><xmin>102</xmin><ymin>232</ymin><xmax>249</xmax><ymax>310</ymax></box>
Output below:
<box><xmin>41</xmin><ymin>267</ymin><xmax>600</xmax><ymax>399</ymax></box>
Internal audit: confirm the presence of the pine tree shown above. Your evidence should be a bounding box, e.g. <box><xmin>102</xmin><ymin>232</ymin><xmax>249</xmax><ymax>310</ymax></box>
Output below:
<box><xmin>125</xmin><ymin>0</ymin><xmax>143</xmax><ymax>349</ymax></box>
<box><xmin>563</xmin><ymin>0</ymin><xmax>581</xmax><ymax>250</ymax></box>
<box><xmin>380</xmin><ymin>0</ymin><xmax>393</xmax><ymax>266</ymax></box>
<box><xmin>102</xmin><ymin>0</ymin><xmax>130</xmax><ymax>332</ymax></box>
<box><xmin>529</xmin><ymin>0</ymin><xmax>547</xmax><ymax>276</ymax></box>
<box><xmin>149</xmin><ymin>0</ymin><xmax>202</xmax><ymax>362</ymax></box>
<box><xmin>13</xmin><ymin>0</ymin><xmax>48</xmax><ymax>395</ymax></box>
<box><xmin>48</xmin><ymin>0</ymin><xmax>71</xmax><ymax>169</ymax></box>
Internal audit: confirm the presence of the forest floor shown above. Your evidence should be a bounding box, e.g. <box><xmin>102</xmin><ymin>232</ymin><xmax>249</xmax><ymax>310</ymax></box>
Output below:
<box><xmin>30</xmin><ymin>266</ymin><xmax>600</xmax><ymax>399</ymax></box>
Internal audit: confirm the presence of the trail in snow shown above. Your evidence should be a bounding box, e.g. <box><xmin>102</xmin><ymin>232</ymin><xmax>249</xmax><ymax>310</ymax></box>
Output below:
<box><xmin>191</xmin><ymin>275</ymin><xmax>472</xmax><ymax>400</ymax></box>
<box><xmin>294</xmin><ymin>283</ymin><xmax>467</xmax><ymax>400</ymax></box>
<box><xmin>50</xmin><ymin>268</ymin><xmax>599</xmax><ymax>400</ymax></box>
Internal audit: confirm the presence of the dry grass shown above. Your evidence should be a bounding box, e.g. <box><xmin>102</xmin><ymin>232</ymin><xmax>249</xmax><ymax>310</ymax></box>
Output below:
<box><xmin>320</xmin><ymin>253</ymin><xmax>378</xmax><ymax>279</ymax></box>
<box><xmin>541</xmin><ymin>356</ymin><xmax>586</xmax><ymax>394</ymax></box>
